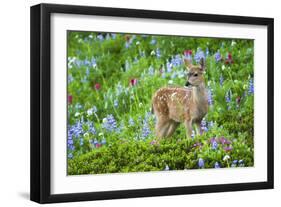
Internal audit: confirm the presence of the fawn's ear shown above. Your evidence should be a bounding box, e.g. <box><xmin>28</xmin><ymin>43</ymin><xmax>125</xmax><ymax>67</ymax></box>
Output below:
<box><xmin>199</xmin><ymin>58</ymin><xmax>205</xmax><ymax>71</ymax></box>
<box><xmin>184</xmin><ymin>58</ymin><xmax>192</xmax><ymax>70</ymax></box>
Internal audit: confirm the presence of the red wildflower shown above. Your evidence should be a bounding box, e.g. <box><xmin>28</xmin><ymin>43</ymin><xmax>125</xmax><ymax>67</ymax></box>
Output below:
<box><xmin>68</xmin><ymin>95</ymin><xmax>73</xmax><ymax>104</ymax></box>
<box><xmin>95</xmin><ymin>83</ymin><xmax>101</xmax><ymax>90</ymax></box>
<box><xmin>130</xmin><ymin>78</ymin><xmax>137</xmax><ymax>86</ymax></box>
<box><xmin>225</xmin><ymin>53</ymin><xmax>234</xmax><ymax>64</ymax></box>
<box><xmin>95</xmin><ymin>143</ymin><xmax>102</xmax><ymax>148</ymax></box>
<box><xmin>218</xmin><ymin>137</ymin><xmax>232</xmax><ymax>145</ymax></box>
<box><xmin>223</xmin><ymin>146</ymin><xmax>233</xmax><ymax>152</ymax></box>
<box><xmin>184</xmin><ymin>50</ymin><xmax>192</xmax><ymax>56</ymax></box>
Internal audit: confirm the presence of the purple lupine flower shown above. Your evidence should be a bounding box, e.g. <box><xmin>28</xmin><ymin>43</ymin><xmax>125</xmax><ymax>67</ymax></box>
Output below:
<box><xmin>201</xmin><ymin>119</ymin><xmax>208</xmax><ymax>132</ymax></box>
<box><xmin>125</xmin><ymin>60</ymin><xmax>131</xmax><ymax>71</ymax></box>
<box><xmin>139</xmin><ymin>50</ymin><xmax>145</xmax><ymax>57</ymax></box>
<box><xmin>194</xmin><ymin>49</ymin><xmax>205</xmax><ymax>63</ymax></box>
<box><xmin>156</xmin><ymin>48</ymin><xmax>161</xmax><ymax>58</ymax></box>
<box><xmin>101</xmin><ymin>138</ymin><xmax>106</xmax><ymax>145</ymax></box>
<box><xmin>79</xmin><ymin>138</ymin><xmax>84</xmax><ymax>146</ymax></box>
<box><xmin>212</xmin><ymin>140</ymin><xmax>218</xmax><ymax>150</ymax></box>
<box><xmin>205</xmin><ymin>48</ymin><xmax>209</xmax><ymax>56</ymax></box>
<box><xmin>231</xmin><ymin>160</ymin><xmax>238</xmax><ymax>167</ymax></box>
<box><xmin>198</xmin><ymin>158</ymin><xmax>205</xmax><ymax>168</ymax></box>
<box><xmin>191</xmin><ymin>130</ymin><xmax>195</xmax><ymax>139</ymax></box>
<box><xmin>248</xmin><ymin>78</ymin><xmax>254</xmax><ymax>94</ymax></box>
<box><xmin>128</xmin><ymin>117</ymin><xmax>135</xmax><ymax>126</ymax></box>
<box><xmin>111</xmin><ymin>33</ymin><xmax>117</xmax><ymax>39</ymax></box>
<box><xmin>208</xmin><ymin>121</ymin><xmax>214</xmax><ymax>129</ymax></box>
<box><xmin>105</xmin><ymin>33</ymin><xmax>110</xmax><ymax>40</ymax></box>
<box><xmin>225</xmin><ymin>90</ymin><xmax>232</xmax><ymax>103</ymax></box>
<box><xmin>87</xmin><ymin>122</ymin><xmax>96</xmax><ymax>135</ymax></box>
<box><xmin>125</xmin><ymin>41</ymin><xmax>130</xmax><ymax>48</ymax></box>
<box><xmin>148</xmin><ymin>65</ymin><xmax>154</xmax><ymax>76</ymax></box>
<box><xmin>97</xmin><ymin>34</ymin><xmax>104</xmax><ymax>41</ymax></box>
<box><xmin>150</xmin><ymin>38</ymin><xmax>157</xmax><ymax>45</ymax></box>
<box><xmin>214</xmin><ymin>51</ymin><xmax>222</xmax><ymax>62</ymax></box>
<box><xmin>171</xmin><ymin>55</ymin><xmax>183</xmax><ymax>67</ymax></box>
<box><xmin>207</xmin><ymin>89</ymin><xmax>213</xmax><ymax>105</ymax></box>
<box><xmin>166</xmin><ymin>61</ymin><xmax>172</xmax><ymax>73</ymax></box>
<box><xmin>91</xmin><ymin>57</ymin><xmax>97</xmax><ymax>68</ymax></box>
<box><xmin>214</xmin><ymin>162</ymin><xmax>220</xmax><ymax>168</ymax></box>
<box><xmin>164</xmin><ymin>165</ymin><xmax>170</xmax><ymax>171</ymax></box>
<box><xmin>114</xmin><ymin>99</ymin><xmax>118</xmax><ymax>107</ymax></box>
<box><xmin>68</xmin><ymin>153</ymin><xmax>73</xmax><ymax>159</ymax></box>
<box><xmin>238</xmin><ymin>160</ymin><xmax>245</xmax><ymax>167</ymax></box>
<box><xmin>141</xmin><ymin>119</ymin><xmax>151</xmax><ymax>138</ymax></box>
<box><xmin>102</xmin><ymin>114</ymin><xmax>118</xmax><ymax>132</ymax></box>
<box><xmin>219</xmin><ymin>75</ymin><xmax>224</xmax><ymax>86</ymax></box>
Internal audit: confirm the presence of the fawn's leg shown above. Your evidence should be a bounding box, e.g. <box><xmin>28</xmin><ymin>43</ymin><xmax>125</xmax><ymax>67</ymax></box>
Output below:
<box><xmin>155</xmin><ymin>118</ymin><xmax>170</xmax><ymax>139</ymax></box>
<box><xmin>165</xmin><ymin>121</ymin><xmax>179</xmax><ymax>137</ymax></box>
<box><xmin>184</xmin><ymin>120</ymin><xmax>193</xmax><ymax>139</ymax></box>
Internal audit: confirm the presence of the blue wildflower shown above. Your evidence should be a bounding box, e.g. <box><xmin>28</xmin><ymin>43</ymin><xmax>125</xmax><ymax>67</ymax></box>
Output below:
<box><xmin>198</xmin><ymin>158</ymin><xmax>205</xmax><ymax>168</ymax></box>
<box><xmin>141</xmin><ymin>120</ymin><xmax>151</xmax><ymax>138</ymax></box>
<box><xmin>114</xmin><ymin>99</ymin><xmax>118</xmax><ymax>107</ymax></box>
<box><xmin>248</xmin><ymin>78</ymin><xmax>254</xmax><ymax>94</ymax></box>
<box><xmin>111</xmin><ymin>33</ymin><xmax>116</xmax><ymax>39</ymax></box>
<box><xmin>150</xmin><ymin>38</ymin><xmax>156</xmax><ymax>45</ymax></box>
<box><xmin>128</xmin><ymin>117</ymin><xmax>135</xmax><ymax>126</ymax></box>
<box><xmin>225</xmin><ymin>90</ymin><xmax>232</xmax><ymax>103</ymax></box>
<box><xmin>214</xmin><ymin>162</ymin><xmax>220</xmax><ymax>168</ymax></box>
<box><xmin>219</xmin><ymin>75</ymin><xmax>224</xmax><ymax>86</ymax></box>
<box><xmin>201</xmin><ymin>119</ymin><xmax>208</xmax><ymax>132</ymax></box>
<box><xmin>97</xmin><ymin>34</ymin><xmax>104</xmax><ymax>41</ymax></box>
<box><xmin>238</xmin><ymin>160</ymin><xmax>245</xmax><ymax>167</ymax></box>
<box><xmin>87</xmin><ymin>122</ymin><xmax>96</xmax><ymax>135</ymax></box>
<box><xmin>231</xmin><ymin>160</ymin><xmax>238</xmax><ymax>167</ymax></box>
<box><xmin>208</xmin><ymin>121</ymin><xmax>214</xmax><ymax>129</ymax></box>
<box><xmin>156</xmin><ymin>48</ymin><xmax>161</xmax><ymax>58</ymax></box>
<box><xmin>191</xmin><ymin>130</ymin><xmax>195</xmax><ymax>139</ymax></box>
<box><xmin>212</xmin><ymin>140</ymin><xmax>218</xmax><ymax>150</ymax></box>
<box><xmin>171</xmin><ymin>55</ymin><xmax>183</xmax><ymax>67</ymax></box>
<box><xmin>214</xmin><ymin>51</ymin><xmax>222</xmax><ymax>62</ymax></box>
<box><xmin>207</xmin><ymin>89</ymin><xmax>213</xmax><ymax>105</ymax></box>
<box><xmin>79</xmin><ymin>138</ymin><xmax>84</xmax><ymax>146</ymax></box>
<box><xmin>91</xmin><ymin>57</ymin><xmax>97</xmax><ymax>68</ymax></box>
<box><xmin>101</xmin><ymin>138</ymin><xmax>106</xmax><ymax>145</ymax></box>
<box><xmin>125</xmin><ymin>60</ymin><xmax>131</xmax><ymax>71</ymax></box>
<box><xmin>194</xmin><ymin>49</ymin><xmax>205</xmax><ymax>63</ymax></box>
<box><xmin>68</xmin><ymin>153</ymin><xmax>73</xmax><ymax>159</ymax></box>
<box><xmin>205</xmin><ymin>48</ymin><xmax>209</xmax><ymax>56</ymax></box>
<box><xmin>166</xmin><ymin>61</ymin><xmax>172</xmax><ymax>73</ymax></box>
<box><xmin>102</xmin><ymin>114</ymin><xmax>118</xmax><ymax>132</ymax></box>
<box><xmin>148</xmin><ymin>65</ymin><xmax>154</xmax><ymax>76</ymax></box>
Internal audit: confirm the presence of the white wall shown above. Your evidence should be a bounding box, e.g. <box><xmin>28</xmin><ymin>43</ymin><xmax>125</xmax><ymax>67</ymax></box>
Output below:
<box><xmin>0</xmin><ymin>0</ymin><xmax>279</xmax><ymax>206</ymax></box>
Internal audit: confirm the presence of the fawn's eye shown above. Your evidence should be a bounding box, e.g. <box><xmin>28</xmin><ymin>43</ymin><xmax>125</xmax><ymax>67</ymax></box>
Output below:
<box><xmin>194</xmin><ymin>73</ymin><xmax>198</xmax><ymax>77</ymax></box>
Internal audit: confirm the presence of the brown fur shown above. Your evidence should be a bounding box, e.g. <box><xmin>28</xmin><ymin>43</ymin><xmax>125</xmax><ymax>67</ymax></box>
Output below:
<box><xmin>152</xmin><ymin>58</ymin><xmax>208</xmax><ymax>139</ymax></box>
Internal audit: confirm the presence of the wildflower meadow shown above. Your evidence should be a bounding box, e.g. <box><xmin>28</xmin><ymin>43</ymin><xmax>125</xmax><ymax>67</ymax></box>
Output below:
<box><xmin>67</xmin><ymin>31</ymin><xmax>254</xmax><ymax>175</ymax></box>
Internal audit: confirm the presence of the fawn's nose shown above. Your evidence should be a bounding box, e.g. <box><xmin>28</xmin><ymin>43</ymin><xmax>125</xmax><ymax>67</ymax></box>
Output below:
<box><xmin>185</xmin><ymin>81</ymin><xmax>190</xmax><ymax>87</ymax></box>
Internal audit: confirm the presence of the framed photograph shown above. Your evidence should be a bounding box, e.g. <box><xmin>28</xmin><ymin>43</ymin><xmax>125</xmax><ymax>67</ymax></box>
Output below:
<box><xmin>30</xmin><ymin>3</ymin><xmax>274</xmax><ymax>203</ymax></box>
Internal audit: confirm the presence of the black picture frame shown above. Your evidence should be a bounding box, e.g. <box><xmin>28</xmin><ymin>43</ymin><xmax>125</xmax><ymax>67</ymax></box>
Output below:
<box><xmin>30</xmin><ymin>3</ymin><xmax>274</xmax><ymax>204</ymax></box>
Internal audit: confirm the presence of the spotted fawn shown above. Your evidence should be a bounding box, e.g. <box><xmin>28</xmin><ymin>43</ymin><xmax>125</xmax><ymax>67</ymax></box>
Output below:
<box><xmin>152</xmin><ymin>58</ymin><xmax>208</xmax><ymax>139</ymax></box>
